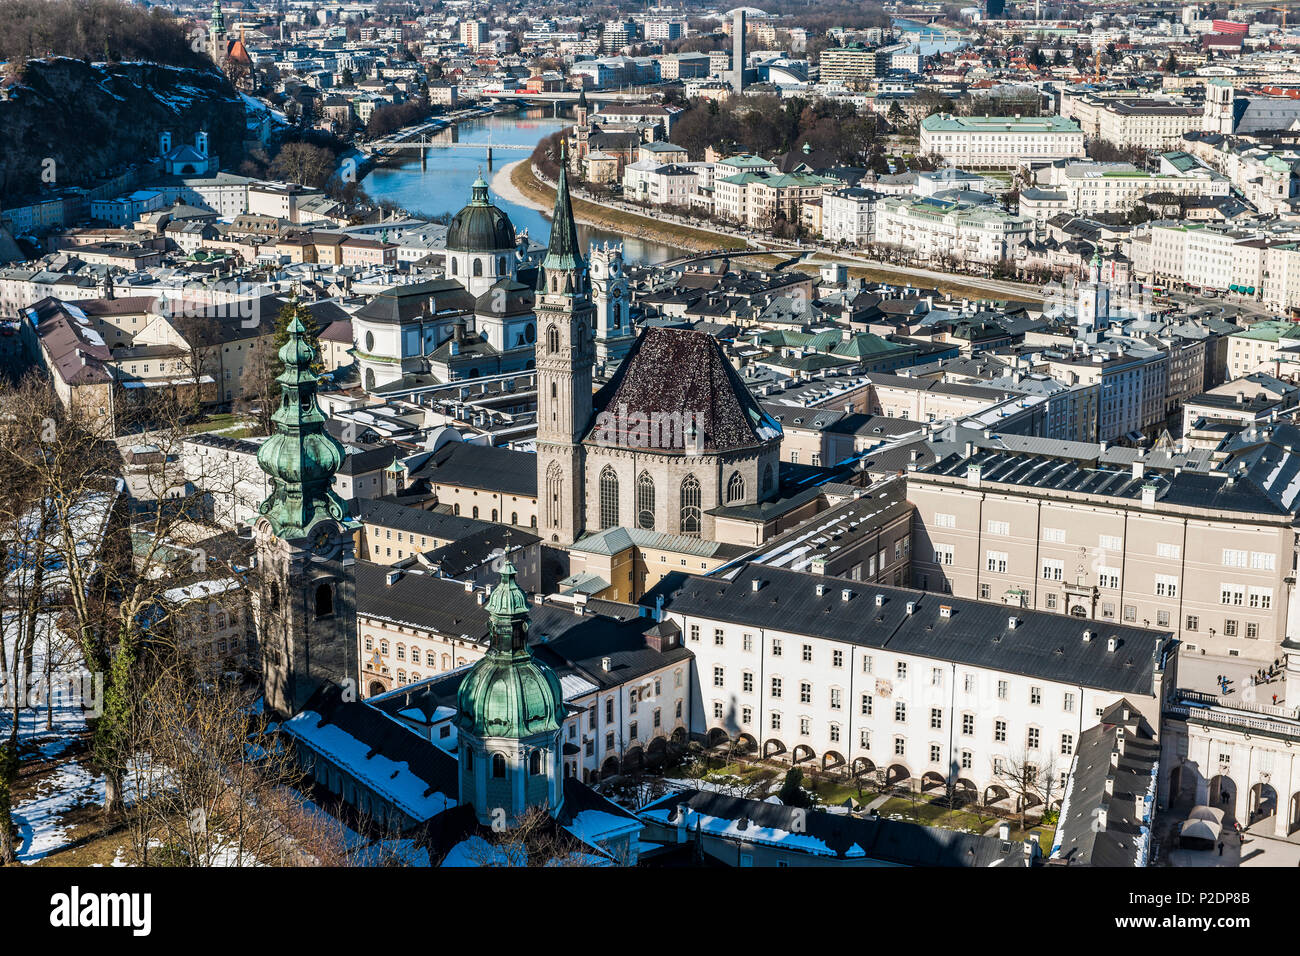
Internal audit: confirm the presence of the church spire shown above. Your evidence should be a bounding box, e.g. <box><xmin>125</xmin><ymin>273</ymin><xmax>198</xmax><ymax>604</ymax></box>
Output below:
<box><xmin>538</xmin><ymin>142</ymin><xmax>585</xmax><ymax>293</ymax></box>
<box><xmin>256</xmin><ymin>313</ymin><xmax>349</xmax><ymax>539</ymax></box>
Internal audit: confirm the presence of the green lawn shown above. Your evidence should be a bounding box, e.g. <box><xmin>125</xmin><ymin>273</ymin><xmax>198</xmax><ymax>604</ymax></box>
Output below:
<box><xmin>186</xmin><ymin>413</ymin><xmax>256</xmax><ymax>439</ymax></box>
<box><xmin>876</xmin><ymin>796</ymin><xmax>995</xmax><ymax>834</ymax></box>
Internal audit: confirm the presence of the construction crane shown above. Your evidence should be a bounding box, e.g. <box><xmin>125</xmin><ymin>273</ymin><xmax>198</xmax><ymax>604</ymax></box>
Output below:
<box><xmin>1272</xmin><ymin>6</ymin><xmax>1289</xmax><ymax>30</ymax></box>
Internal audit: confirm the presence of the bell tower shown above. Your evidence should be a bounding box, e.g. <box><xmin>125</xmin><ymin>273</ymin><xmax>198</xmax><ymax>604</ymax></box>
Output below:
<box><xmin>208</xmin><ymin>0</ymin><xmax>228</xmax><ymax>67</ymax></box>
<box><xmin>534</xmin><ymin>144</ymin><xmax>595</xmax><ymax>546</ymax></box>
<box><xmin>255</xmin><ymin>311</ymin><xmax>358</xmax><ymax>717</ymax></box>
<box><xmin>590</xmin><ymin>242</ymin><xmax>634</xmax><ymax>367</ymax></box>
<box><xmin>454</xmin><ymin>562</ymin><xmax>565</xmax><ymax>826</ymax></box>
<box><xmin>1204</xmin><ymin>80</ymin><xmax>1236</xmax><ymax>135</ymax></box>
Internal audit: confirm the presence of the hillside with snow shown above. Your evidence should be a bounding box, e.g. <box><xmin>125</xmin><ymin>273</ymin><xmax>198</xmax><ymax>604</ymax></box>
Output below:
<box><xmin>0</xmin><ymin>58</ymin><xmax>247</xmax><ymax>204</ymax></box>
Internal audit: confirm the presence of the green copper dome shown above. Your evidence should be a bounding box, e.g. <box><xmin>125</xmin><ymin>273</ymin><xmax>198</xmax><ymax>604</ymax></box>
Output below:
<box><xmin>455</xmin><ymin>562</ymin><xmax>564</xmax><ymax>739</ymax></box>
<box><xmin>447</xmin><ymin>177</ymin><xmax>517</xmax><ymax>253</ymax></box>
<box><xmin>256</xmin><ymin>314</ymin><xmax>350</xmax><ymax>539</ymax></box>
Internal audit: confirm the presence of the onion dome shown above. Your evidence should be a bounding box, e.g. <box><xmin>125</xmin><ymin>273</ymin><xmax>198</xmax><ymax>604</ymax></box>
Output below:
<box><xmin>454</xmin><ymin>562</ymin><xmax>564</xmax><ymax>739</ymax></box>
<box><xmin>256</xmin><ymin>314</ymin><xmax>350</xmax><ymax>538</ymax></box>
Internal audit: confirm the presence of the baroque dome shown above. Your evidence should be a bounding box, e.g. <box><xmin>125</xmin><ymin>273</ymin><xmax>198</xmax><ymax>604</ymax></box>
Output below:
<box><xmin>454</xmin><ymin>562</ymin><xmax>564</xmax><ymax>739</ymax></box>
<box><xmin>447</xmin><ymin>176</ymin><xmax>517</xmax><ymax>253</ymax></box>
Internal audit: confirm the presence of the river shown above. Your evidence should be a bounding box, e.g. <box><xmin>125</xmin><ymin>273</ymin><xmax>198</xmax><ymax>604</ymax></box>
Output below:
<box><xmin>360</xmin><ymin>106</ymin><xmax>679</xmax><ymax>265</ymax></box>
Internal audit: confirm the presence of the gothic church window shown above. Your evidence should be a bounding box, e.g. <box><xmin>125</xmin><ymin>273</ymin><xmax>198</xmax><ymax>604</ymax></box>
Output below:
<box><xmin>599</xmin><ymin>466</ymin><xmax>620</xmax><ymax>529</ymax></box>
<box><xmin>680</xmin><ymin>474</ymin><xmax>701</xmax><ymax>537</ymax></box>
<box><xmin>727</xmin><ymin>471</ymin><xmax>745</xmax><ymax>503</ymax></box>
<box><xmin>636</xmin><ymin>472</ymin><xmax>656</xmax><ymax>530</ymax></box>
<box><xmin>547</xmin><ymin>325</ymin><xmax>559</xmax><ymax>353</ymax></box>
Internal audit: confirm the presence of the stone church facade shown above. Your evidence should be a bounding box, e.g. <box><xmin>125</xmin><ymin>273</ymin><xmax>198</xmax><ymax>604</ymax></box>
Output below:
<box><xmin>534</xmin><ymin>147</ymin><xmax>783</xmax><ymax>547</ymax></box>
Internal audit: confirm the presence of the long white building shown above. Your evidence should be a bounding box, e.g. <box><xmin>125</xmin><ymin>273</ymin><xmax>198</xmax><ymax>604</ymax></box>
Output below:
<box><xmin>919</xmin><ymin>114</ymin><xmax>1085</xmax><ymax>169</ymax></box>
<box><xmin>649</xmin><ymin>563</ymin><xmax>1168</xmax><ymax>806</ymax></box>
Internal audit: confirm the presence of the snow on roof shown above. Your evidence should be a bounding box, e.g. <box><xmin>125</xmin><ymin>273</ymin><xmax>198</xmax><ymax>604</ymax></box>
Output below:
<box><xmin>284</xmin><ymin>709</ymin><xmax>456</xmax><ymax>821</ymax></box>
<box><xmin>562</xmin><ymin>809</ymin><xmax>642</xmax><ymax>850</ymax></box>
<box><xmin>161</xmin><ymin>576</ymin><xmax>241</xmax><ymax>605</ymax></box>
<box><xmin>640</xmin><ymin>805</ymin><xmax>837</xmax><ymax>856</ymax></box>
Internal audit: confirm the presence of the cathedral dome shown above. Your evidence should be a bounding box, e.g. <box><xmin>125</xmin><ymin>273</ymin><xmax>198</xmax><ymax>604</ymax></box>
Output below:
<box><xmin>447</xmin><ymin>177</ymin><xmax>516</xmax><ymax>253</ymax></box>
<box><xmin>455</xmin><ymin>563</ymin><xmax>564</xmax><ymax>739</ymax></box>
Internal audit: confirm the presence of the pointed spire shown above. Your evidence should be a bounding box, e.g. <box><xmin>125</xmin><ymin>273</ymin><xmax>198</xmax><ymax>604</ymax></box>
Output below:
<box><xmin>541</xmin><ymin>141</ymin><xmax>583</xmax><ymax>282</ymax></box>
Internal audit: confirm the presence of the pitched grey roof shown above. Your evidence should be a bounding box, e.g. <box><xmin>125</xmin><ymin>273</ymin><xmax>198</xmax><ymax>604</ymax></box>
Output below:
<box><xmin>1052</xmin><ymin>701</ymin><xmax>1159</xmax><ymax>867</ymax></box>
<box><xmin>643</xmin><ymin>563</ymin><xmax>1167</xmax><ymax>696</ymax></box>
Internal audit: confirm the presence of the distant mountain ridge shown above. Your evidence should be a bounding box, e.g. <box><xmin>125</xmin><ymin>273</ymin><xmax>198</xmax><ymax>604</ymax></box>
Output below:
<box><xmin>0</xmin><ymin>58</ymin><xmax>247</xmax><ymax>205</ymax></box>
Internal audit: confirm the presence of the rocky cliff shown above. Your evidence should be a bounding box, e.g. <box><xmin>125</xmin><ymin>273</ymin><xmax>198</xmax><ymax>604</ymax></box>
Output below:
<box><xmin>0</xmin><ymin>58</ymin><xmax>248</xmax><ymax>203</ymax></box>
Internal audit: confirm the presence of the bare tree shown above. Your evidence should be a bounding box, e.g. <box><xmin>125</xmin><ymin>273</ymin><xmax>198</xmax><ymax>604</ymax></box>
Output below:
<box><xmin>0</xmin><ymin>377</ymin><xmax>257</xmax><ymax>817</ymax></box>
<box><xmin>992</xmin><ymin>748</ymin><xmax>1058</xmax><ymax>830</ymax></box>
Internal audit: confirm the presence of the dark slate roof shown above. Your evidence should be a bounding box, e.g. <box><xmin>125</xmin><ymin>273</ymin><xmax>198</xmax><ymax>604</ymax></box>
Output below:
<box><xmin>352</xmin><ymin>497</ymin><xmax>497</xmax><ymax>542</ymax></box>
<box><xmin>355</xmin><ymin>561</ymin><xmax>492</xmax><ymax>641</ymax></box>
<box><xmin>640</xmin><ymin>790</ymin><xmax>1035</xmax><ymax>866</ymax></box>
<box><xmin>642</xmin><ymin>563</ymin><xmax>1167</xmax><ymax>696</ymax></box>
<box><xmin>352</xmin><ymin>280</ymin><xmax>474</xmax><ymax>325</ymax></box>
<box><xmin>1052</xmin><ymin>701</ymin><xmax>1159</xmax><ymax>867</ymax></box>
<box><xmin>423</xmin><ymin>526</ymin><xmax>542</xmax><ymax>576</ymax></box>
<box><xmin>410</xmin><ymin>441</ymin><xmax>537</xmax><ymax>497</ymax></box>
<box><xmin>587</xmin><ymin>327</ymin><xmax>781</xmax><ymax>454</ymax></box>
<box><xmin>336</xmin><ymin>442</ymin><xmax>400</xmax><ymax>477</ymax></box>
<box><xmin>294</xmin><ymin>684</ymin><xmax>460</xmax><ymax>822</ymax></box>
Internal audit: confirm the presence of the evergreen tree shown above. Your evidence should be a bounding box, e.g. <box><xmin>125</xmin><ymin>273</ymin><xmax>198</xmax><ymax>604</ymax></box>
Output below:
<box><xmin>778</xmin><ymin>768</ymin><xmax>811</xmax><ymax>808</ymax></box>
<box><xmin>271</xmin><ymin>294</ymin><xmax>324</xmax><ymax>376</ymax></box>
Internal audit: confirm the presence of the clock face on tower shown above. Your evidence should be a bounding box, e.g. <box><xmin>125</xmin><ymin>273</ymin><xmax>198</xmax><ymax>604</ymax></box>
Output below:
<box><xmin>310</xmin><ymin>525</ymin><xmax>335</xmax><ymax>557</ymax></box>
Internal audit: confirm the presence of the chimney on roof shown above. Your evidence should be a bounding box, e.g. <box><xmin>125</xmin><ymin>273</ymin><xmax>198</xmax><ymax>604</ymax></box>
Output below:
<box><xmin>1107</xmin><ymin>636</ymin><xmax>1117</xmax><ymax>652</ymax></box>
<box><xmin>601</xmin><ymin>656</ymin><xmax>612</xmax><ymax>672</ymax></box>
<box><xmin>998</xmin><ymin>822</ymin><xmax>1011</xmax><ymax>842</ymax></box>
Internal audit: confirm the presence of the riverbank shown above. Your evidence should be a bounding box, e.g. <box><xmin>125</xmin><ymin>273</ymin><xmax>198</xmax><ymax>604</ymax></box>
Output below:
<box><xmin>499</xmin><ymin>159</ymin><xmax>747</xmax><ymax>256</ymax></box>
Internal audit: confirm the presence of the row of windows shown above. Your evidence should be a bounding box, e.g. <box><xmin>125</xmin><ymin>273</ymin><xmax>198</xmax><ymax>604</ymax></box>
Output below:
<box><xmin>364</xmin><ymin>636</ymin><xmax>467</xmax><ymax>672</ymax></box>
<box><xmin>936</xmin><ymin>514</ymin><xmax>1281</xmax><ymax>574</ymax></box>
<box><xmin>711</xmin><ymin>664</ymin><xmax>1078</xmax><ymax>716</ymax></box>
<box><xmin>596</xmin><ymin>467</ymin><xmax>773</xmax><ymax>533</ymax></box>
<box><xmin>739</xmin><ymin>710</ymin><xmax>1077</xmax><ymax>759</ymax></box>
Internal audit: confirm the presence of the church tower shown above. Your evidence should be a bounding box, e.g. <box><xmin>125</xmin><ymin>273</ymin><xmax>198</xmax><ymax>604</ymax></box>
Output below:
<box><xmin>454</xmin><ymin>562</ymin><xmax>565</xmax><ymax>826</ymax></box>
<box><xmin>1204</xmin><ymin>80</ymin><xmax>1236</xmax><ymax>135</ymax></box>
<box><xmin>255</xmin><ymin>313</ymin><xmax>358</xmax><ymax>717</ymax></box>
<box><xmin>589</xmin><ymin>242</ymin><xmax>634</xmax><ymax>367</ymax></box>
<box><xmin>208</xmin><ymin>0</ymin><xmax>228</xmax><ymax>68</ymax></box>
<box><xmin>1076</xmin><ymin>250</ymin><xmax>1110</xmax><ymax>342</ymax></box>
<box><xmin>534</xmin><ymin>144</ymin><xmax>595</xmax><ymax>546</ymax></box>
